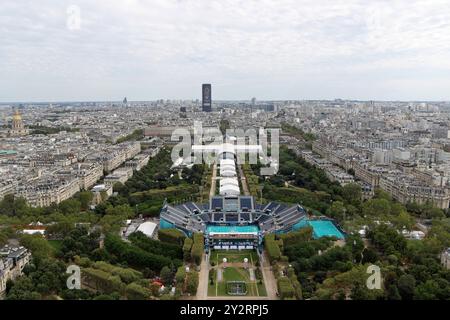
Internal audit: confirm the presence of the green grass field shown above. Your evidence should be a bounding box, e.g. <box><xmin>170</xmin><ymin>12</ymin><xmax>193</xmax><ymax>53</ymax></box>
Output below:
<box><xmin>209</xmin><ymin>250</ymin><xmax>266</xmax><ymax>297</ymax></box>
<box><xmin>214</xmin><ymin>250</ymin><xmax>259</xmax><ymax>264</ymax></box>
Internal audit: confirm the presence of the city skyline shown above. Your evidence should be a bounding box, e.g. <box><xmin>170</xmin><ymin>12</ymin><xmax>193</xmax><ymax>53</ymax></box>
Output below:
<box><xmin>2</xmin><ymin>0</ymin><xmax>450</xmax><ymax>102</ymax></box>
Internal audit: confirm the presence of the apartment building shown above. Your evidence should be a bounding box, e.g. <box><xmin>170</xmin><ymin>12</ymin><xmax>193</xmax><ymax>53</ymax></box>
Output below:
<box><xmin>16</xmin><ymin>177</ymin><xmax>80</xmax><ymax>207</ymax></box>
<box><xmin>0</xmin><ymin>245</ymin><xmax>31</xmax><ymax>298</ymax></box>
<box><xmin>379</xmin><ymin>175</ymin><xmax>450</xmax><ymax>209</ymax></box>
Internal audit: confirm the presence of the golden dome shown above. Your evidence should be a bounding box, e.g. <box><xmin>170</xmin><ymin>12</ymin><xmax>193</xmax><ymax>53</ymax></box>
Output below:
<box><xmin>12</xmin><ymin>110</ymin><xmax>22</xmax><ymax>121</ymax></box>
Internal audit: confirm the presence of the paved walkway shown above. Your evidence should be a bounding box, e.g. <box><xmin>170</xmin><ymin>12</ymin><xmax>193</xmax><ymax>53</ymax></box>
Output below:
<box><xmin>259</xmin><ymin>251</ymin><xmax>278</xmax><ymax>300</ymax></box>
<box><xmin>238</xmin><ymin>165</ymin><xmax>250</xmax><ymax>196</ymax></box>
<box><xmin>196</xmin><ymin>253</ymin><xmax>209</xmax><ymax>300</ymax></box>
<box><xmin>217</xmin><ymin>268</ymin><xmax>223</xmax><ymax>282</ymax></box>
<box><xmin>209</xmin><ymin>162</ymin><xmax>217</xmax><ymax>198</ymax></box>
<box><xmin>249</xmin><ymin>268</ymin><xmax>255</xmax><ymax>281</ymax></box>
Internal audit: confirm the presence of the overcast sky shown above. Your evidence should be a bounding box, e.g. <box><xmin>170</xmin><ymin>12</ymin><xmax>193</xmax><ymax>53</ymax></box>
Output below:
<box><xmin>1</xmin><ymin>0</ymin><xmax>450</xmax><ymax>102</ymax></box>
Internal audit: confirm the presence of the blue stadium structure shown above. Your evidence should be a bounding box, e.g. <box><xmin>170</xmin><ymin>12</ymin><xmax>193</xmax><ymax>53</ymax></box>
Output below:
<box><xmin>159</xmin><ymin>195</ymin><xmax>307</xmax><ymax>251</ymax></box>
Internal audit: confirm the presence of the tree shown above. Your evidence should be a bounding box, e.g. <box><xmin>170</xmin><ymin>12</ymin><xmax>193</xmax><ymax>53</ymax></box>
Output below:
<box><xmin>190</xmin><ymin>233</ymin><xmax>204</xmax><ymax>265</ymax></box>
<box><xmin>185</xmin><ymin>271</ymin><xmax>199</xmax><ymax>295</ymax></box>
<box><xmin>113</xmin><ymin>182</ymin><xmax>128</xmax><ymax>195</ymax></box>
<box><xmin>342</xmin><ymin>183</ymin><xmax>362</xmax><ymax>206</ymax></box>
<box><xmin>125</xmin><ymin>283</ymin><xmax>150</xmax><ymax>300</ymax></box>
<box><xmin>390</xmin><ymin>202</ymin><xmax>406</xmax><ymax>216</ymax></box>
<box><xmin>345</xmin><ymin>234</ymin><xmax>364</xmax><ymax>262</ymax></box>
<box><xmin>60</xmin><ymin>226</ymin><xmax>100</xmax><ymax>261</ymax></box>
<box><xmin>19</xmin><ymin>234</ymin><xmax>54</xmax><ymax>260</ymax></box>
<box><xmin>182</xmin><ymin>238</ymin><xmax>193</xmax><ymax>262</ymax></box>
<box><xmin>393</xmin><ymin>211</ymin><xmax>415</xmax><ymax>231</ymax></box>
<box><xmin>326</xmin><ymin>201</ymin><xmax>346</xmax><ymax>221</ymax></box>
<box><xmin>128</xmin><ymin>231</ymin><xmax>182</xmax><ymax>260</ymax></box>
<box><xmin>0</xmin><ymin>194</ymin><xmax>30</xmax><ymax>216</ymax></box>
<box><xmin>6</xmin><ymin>276</ymin><xmax>40</xmax><ymax>300</ymax></box>
<box><xmin>175</xmin><ymin>266</ymin><xmax>186</xmax><ymax>285</ymax></box>
<box><xmin>374</xmin><ymin>189</ymin><xmax>392</xmax><ymax>201</ymax></box>
<box><xmin>362</xmin><ymin>199</ymin><xmax>391</xmax><ymax>217</ymax></box>
<box><xmin>104</xmin><ymin>234</ymin><xmax>181</xmax><ymax>271</ymax></box>
<box><xmin>425</xmin><ymin>207</ymin><xmax>445</xmax><ymax>219</ymax></box>
<box><xmin>150</xmin><ymin>282</ymin><xmax>161</xmax><ymax>297</ymax></box>
<box><xmin>105</xmin><ymin>204</ymin><xmax>134</xmax><ymax>217</ymax></box>
<box><xmin>45</xmin><ymin>221</ymin><xmax>74</xmax><ymax>239</ymax></box>
<box><xmin>58</xmin><ymin>198</ymin><xmax>81</xmax><ymax>215</ymax></box>
<box><xmin>277</xmin><ymin>277</ymin><xmax>296</xmax><ymax>300</ymax></box>
<box><xmin>386</xmin><ymin>284</ymin><xmax>401</xmax><ymax>300</ymax></box>
<box><xmin>397</xmin><ymin>274</ymin><xmax>416</xmax><ymax>300</ymax></box>
<box><xmin>414</xmin><ymin>280</ymin><xmax>440</xmax><ymax>300</ymax></box>
<box><xmin>76</xmin><ymin>191</ymin><xmax>94</xmax><ymax>211</ymax></box>
<box><xmin>264</xmin><ymin>234</ymin><xmax>281</xmax><ymax>262</ymax></box>
<box><xmin>350</xmin><ymin>282</ymin><xmax>373</xmax><ymax>300</ymax></box>
<box><xmin>28</xmin><ymin>258</ymin><xmax>67</xmax><ymax>295</ymax></box>
<box><xmin>160</xmin><ymin>266</ymin><xmax>174</xmax><ymax>285</ymax></box>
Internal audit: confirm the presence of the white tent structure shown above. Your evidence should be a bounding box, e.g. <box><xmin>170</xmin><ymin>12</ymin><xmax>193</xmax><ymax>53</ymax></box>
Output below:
<box><xmin>220</xmin><ymin>177</ymin><xmax>239</xmax><ymax>187</ymax></box>
<box><xmin>220</xmin><ymin>169</ymin><xmax>237</xmax><ymax>177</ymax></box>
<box><xmin>219</xmin><ymin>184</ymin><xmax>240</xmax><ymax>196</ymax></box>
<box><xmin>136</xmin><ymin>221</ymin><xmax>157</xmax><ymax>238</ymax></box>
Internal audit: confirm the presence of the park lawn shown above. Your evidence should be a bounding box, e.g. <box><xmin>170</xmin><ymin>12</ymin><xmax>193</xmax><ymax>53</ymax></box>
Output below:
<box><xmin>209</xmin><ymin>250</ymin><xmax>267</xmax><ymax>297</ymax></box>
<box><xmin>214</xmin><ymin>250</ymin><xmax>259</xmax><ymax>264</ymax></box>
<box><xmin>223</xmin><ymin>266</ymin><xmax>248</xmax><ymax>282</ymax></box>
<box><xmin>208</xmin><ymin>283</ymin><xmax>216</xmax><ymax>296</ymax></box>
<box><xmin>257</xmin><ymin>282</ymin><xmax>267</xmax><ymax>296</ymax></box>
<box><xmin>217</xmin><ymin>282</ymin><xmax>228</xmax><ymax>296</ymax></box>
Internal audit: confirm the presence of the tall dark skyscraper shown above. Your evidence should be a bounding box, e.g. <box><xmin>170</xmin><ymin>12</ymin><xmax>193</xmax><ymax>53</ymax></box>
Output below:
<box><xmin>202</xmin><ymin>84</ymin><xmax>212</xmax><ymax>112</ymax></box>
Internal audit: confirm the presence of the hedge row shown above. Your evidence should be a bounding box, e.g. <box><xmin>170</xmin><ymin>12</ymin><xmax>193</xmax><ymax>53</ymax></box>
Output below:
<box><xmin>92</xmin><ymin>261</ymin><xmax>143</xmax><ymax>284</ymax></box>
<box><xmin>183</xmin><ymin>238</ymin><xmax>193</xmax><ymax>261</ymax></box>
<box><xmin>82</xmin><ymin>268</ymin><xmax>125</xmax><ymax>294</ymax></box>
<box><xmin>191</xmin><ymin>233</ymin><xmax>204</xmax><ymax>265</ymax></box>
<box><xmin>264</xmin><ymin>234</ymin><xmax>281</xmax><ymax>262</ymax></box>
<box><xmin>277</xmin><ymin>277</ymin><xmax>295</xmax><ymax>300</ymax></box>
<box><xmin>125</xmin><ymin>282</ymin><xmax>151</xmax><ymax>300</ymax></box>
<box><xmin>105</xmin><ymin>234</ymin><xmax>181</xmax><ymax>271</ymax></box>
<box><xmin>129</xmin><ymin>231</ymin><xmax>183</xmax><ymax>259</ymax></box>
<box><xmin>186</xmin><ymin>270</ymin><xmax>199</xmax><ymax>295</ymax></box>
<box><xmin>175</xmin><ymin>266</ymin><xmax>187</xmax><ymax>284</ymax></box>
<box><xmin>278</xmin><ymin>227</ymin><xmax>313</xmax><ymax>247</ymax></box>
<box><xmin>287</xmin><ymin>266</ymin><xmax>303</xmax><ymax>299</ymax></box>
<box><xmin>157</xmin><ymin>228</ymin><xmax>186</xmax><ymax>246</ymax></box>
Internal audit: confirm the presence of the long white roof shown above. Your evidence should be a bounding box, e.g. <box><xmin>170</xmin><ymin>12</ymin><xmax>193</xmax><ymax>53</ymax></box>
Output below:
<box><xmin>220</xmin><ymin>169</ymin><xmax>237</xmax><ymax>177</ymax></box>
<box><xmin>220</xmin><ymin>159</ymin><xmax>235</xmax><ymax>166</ymax></box>
<box><xmin>220</xmin><ymin>178</ymin><xmax>239</xmax><ymax>187</ymax></box>
<box><xmin>219</xmin><ymin>184</ymin><xmax>240</xmax><ymax>196</ymax></box>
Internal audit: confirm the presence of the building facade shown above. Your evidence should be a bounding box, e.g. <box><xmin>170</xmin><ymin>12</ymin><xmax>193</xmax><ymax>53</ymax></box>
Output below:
<box><xmin>0</xmin><ymin>245</ymin><xmax>31</xmax><ymax>298</ymax></box>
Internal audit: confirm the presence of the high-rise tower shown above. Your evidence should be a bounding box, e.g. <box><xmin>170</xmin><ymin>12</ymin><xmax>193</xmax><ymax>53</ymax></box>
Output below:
<box><xmin>202</xmin><ymin>84</ymin><xmax>212</xmax><ymax>112</ymax></box>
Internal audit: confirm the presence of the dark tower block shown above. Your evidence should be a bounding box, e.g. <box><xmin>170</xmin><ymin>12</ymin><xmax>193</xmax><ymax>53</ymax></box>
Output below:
<box><xmin>202</xmin><ymin>84</ymin><xmax>212</xmax><ymax>112</ymax></box>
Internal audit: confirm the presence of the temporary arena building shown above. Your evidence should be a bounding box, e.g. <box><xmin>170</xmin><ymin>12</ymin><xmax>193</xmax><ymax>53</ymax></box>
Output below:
<box><xmin>160</xmin><ymin>195</ymin><xmax>307</xmax><ymax>251</ymax></box>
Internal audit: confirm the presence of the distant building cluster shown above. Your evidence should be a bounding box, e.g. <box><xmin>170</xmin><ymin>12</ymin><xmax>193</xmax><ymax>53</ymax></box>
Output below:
<box><xmin>0</xmin><ymin>106</ymin><xmax>164</xmax><ymax>207</ymax></box>
<box><xmin>3</xmin><ymin>97</ymin><xmax>450</xmax><ymax>214</ymax></box>
<box><xmin>287</xmin><ymin>100</ymin><xmax>450</xmax><ymax>209</ymax></box>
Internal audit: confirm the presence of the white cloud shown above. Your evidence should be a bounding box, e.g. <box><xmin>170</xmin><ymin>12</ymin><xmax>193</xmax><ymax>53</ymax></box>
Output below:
<box><xmin>0</xmin><ymin>0</ymin><xmax>450</xmax><ymax>101</ymax></box>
